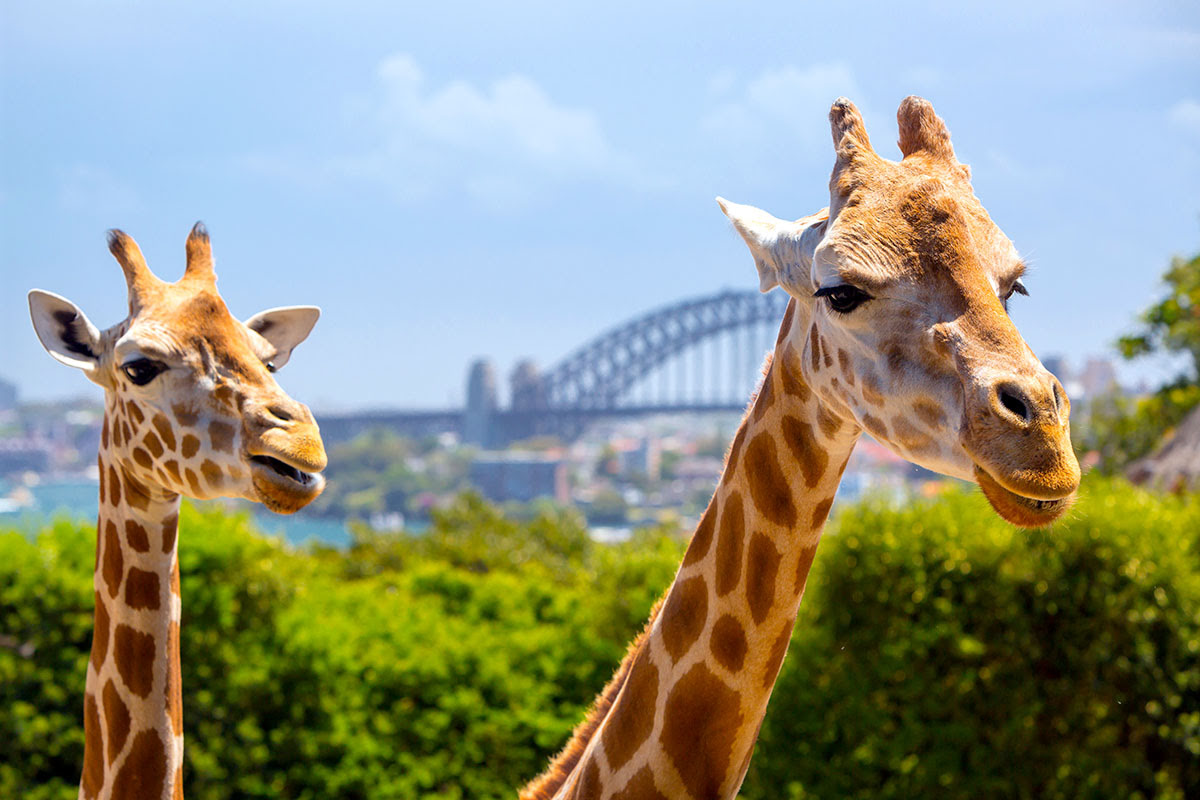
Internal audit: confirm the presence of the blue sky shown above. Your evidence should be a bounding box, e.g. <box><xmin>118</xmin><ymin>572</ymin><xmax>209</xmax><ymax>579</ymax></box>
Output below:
<box><xmin>2</xmin><ymin>0</ymin><xmax>1198</xmax><ymax>410</ymax></box>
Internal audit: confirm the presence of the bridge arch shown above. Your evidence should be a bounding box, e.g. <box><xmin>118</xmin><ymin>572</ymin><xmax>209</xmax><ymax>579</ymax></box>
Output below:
<box><xmin>539</xmin><ymin>289</ymin><xmax>790</xmax><ymax>410</ymax></box>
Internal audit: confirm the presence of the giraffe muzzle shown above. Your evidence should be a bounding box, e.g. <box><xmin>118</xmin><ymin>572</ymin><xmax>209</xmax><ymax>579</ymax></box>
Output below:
<box><xmin>974</xmin><ymin>466</ymin><xmax>1075</xmax><ymax>528</ymax></box>
<box><xmin>246</xmin><ymin>430</ymin><xmax>326</xmax><ymax>513</ymax></box>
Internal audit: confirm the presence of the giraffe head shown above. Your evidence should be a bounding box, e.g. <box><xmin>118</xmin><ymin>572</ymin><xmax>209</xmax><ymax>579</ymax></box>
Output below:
<box><xmin>719</xmin><ymin>97</ymin><xmax>1080</xmax><ymax>527</ymax></box>
<box><xmin>29</xmin><ymin>223</ymin><xmax>327</xmax><ymax>513</ymax></box>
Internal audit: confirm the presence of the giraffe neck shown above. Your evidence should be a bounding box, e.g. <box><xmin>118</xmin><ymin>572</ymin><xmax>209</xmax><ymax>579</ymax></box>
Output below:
<box><xmin>81</xmin><ymin>406</ymin><xmax>184</xmax><ymax>800</ymax></box>
<box><xmin>528</xmin><ymin>320</ymin><xmax>861</xmax><ymax>800</ymax></box>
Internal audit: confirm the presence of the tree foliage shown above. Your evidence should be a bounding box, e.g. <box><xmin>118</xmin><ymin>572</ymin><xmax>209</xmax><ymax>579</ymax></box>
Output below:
<box><xmin>2</xmin><ymin>482</ymin><xmax>1198</xmax><ymax>799</ymax></box>
<box><xmin>1078</xmin><ymin>250</ymin><xmax>1200</xmax><ymax>472</ymax></box>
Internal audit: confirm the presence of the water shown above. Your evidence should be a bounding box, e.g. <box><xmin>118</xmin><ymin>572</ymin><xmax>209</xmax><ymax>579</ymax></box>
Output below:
<box><xmin>0</xmin><ymin>478</ymin><xmax>353</xmax><ymax>547</ymax></box>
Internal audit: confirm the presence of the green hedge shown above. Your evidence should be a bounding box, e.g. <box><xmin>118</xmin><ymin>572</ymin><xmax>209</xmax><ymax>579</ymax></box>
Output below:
<box><xmin>2</xmin><ymin>482</ymin><xmax>1197</xmax><ymax>798</ymax></box>
<box><xmin>746</xmin><ymin>481</ymin><xmax>1200</xmax><ymax>800</ymax></box>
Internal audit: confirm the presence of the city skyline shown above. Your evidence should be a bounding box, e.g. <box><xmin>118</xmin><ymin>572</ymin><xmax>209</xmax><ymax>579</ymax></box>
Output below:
<box><xmin>2</xmin><ymin>1</ymin><xmax>1198</xmax><ymax>409</ymax></box>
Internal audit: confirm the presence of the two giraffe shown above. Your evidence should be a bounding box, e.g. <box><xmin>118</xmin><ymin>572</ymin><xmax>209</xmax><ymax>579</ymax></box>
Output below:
<box><xmin>520</xmin><ymin>97</ymin><xmax>1080</xmax><ymax>799</ymax></box>
<box><xmin>29</xmin><ymin>225</ymin><xmax>327</xmax><ymax>799</ymax></box>
<box><xmin>31</xmin><ymin>96</ymin><xmax>1080</xmax><ymax>799</ymax></box>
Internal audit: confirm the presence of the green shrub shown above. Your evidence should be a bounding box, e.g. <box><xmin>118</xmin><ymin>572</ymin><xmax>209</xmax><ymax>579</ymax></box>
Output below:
<box><xmin>745</xmin><ymin>480</ymin><xmax>1200</xmax><ymax>800</ymax></box>
<box><xmin>2</xmin><ymin>481</ymin><xmax>1196</xmax><ymax>799</ymax></box>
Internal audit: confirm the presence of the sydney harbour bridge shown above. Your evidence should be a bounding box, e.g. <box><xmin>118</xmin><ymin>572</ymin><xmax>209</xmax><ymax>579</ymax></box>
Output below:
<box><xmin>319</xmin><ymin>289</ymin><xmax>790</xmax><ymax>446</ymax></box>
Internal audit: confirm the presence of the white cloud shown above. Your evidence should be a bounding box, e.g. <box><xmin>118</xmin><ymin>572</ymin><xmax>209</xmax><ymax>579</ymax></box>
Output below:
<box><xmin>1168</xmin><ymin>99</ymin><xmax>1200</xmax><ymax>138</ymax></box>
<box><xmin>700</xmin><ymin>63</ymin><xmax>862</xmax><ymax>147</ymax></box>
<box><xmin>274</xmin><ymin>53</ymin><xmax>638</xmax><ymax>209</ymax></box>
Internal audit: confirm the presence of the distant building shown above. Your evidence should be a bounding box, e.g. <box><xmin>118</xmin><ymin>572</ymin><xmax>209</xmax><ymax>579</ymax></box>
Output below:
<box><xmin>463</xmin><ymin>359</ymin><xmax>498</xmax><ymax>446</ymax></box>
<box><xmin>1079</xmin><ymin>358</ymin><xmax>1119</xmax><ymax>398</ymax></box>
<box><xmin>469</xmin><ymin>451</ymin><xmax>568</xmax><ymax>503</ymax></box>
<box><xmin>0</xmin><ymin>378</ymin><xmax>16</xmax><ymax>412</ymax></box>
<box><xmin>0</xmin><ymin>440</ymin><xmax>51</xmax><ymax>475</ymax></box>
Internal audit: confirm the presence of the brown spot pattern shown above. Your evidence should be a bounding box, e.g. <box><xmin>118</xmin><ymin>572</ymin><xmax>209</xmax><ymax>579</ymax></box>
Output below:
<box><xmin>662</xmin><ymin>576</ymin><xmax>709</xmax><ymax>661</ymax></box>
<box><xmin>124</xmin><ymin>474</ymin><xmax>150</xmax><ymax>511</ymax></box>
<box><xmin>809</xmin><ymin>324</ymin><xmax>821</xmax><ymax>371</ymax></box>
<box><xmin>125</xmin><ymin>520</ymin><xmax>150</xmax><ymax>552</ymax></box>
<box><xmin>715</xmin><ymin>491</ymin><xmax>745</xmax><ymax>596</ymax></box>
<box><xmin>102</xmin><ymin>521</ymin><xmax>123</xmax><ymax>598</ymax></box>
<box><xmin>913</xmin><ymin>398</ymin><xmax>947</xmax><ymax>428</ymax></box>
<box><xmin>811</xmin><ymin>497</ymin><xmax>834</xmax><ymax>529</ymax></box>
<box><xmin>108</xmin><ymin>464</ymin><xmax>121</xmax><ymax>506</ymax></box>
<box><xmin>794</xmin><ymin>544</ymin><xmax>820</xmax><ymax>595</ymax></box>
<box><xmin>744</xmin><ymin>433</ymin><xmax>797</xmax><ymax>527</ymax></box>
<box><xmin>154</xmin><ymin>413</ymin><xmax>179</xmax><ymax>451</ymax></box>
<box><xmin>143</xmin><ymin>430</ymin><xmax>164</xmax><ymax>459</ymax></box>
<box><xmin>113</xmin><ymin>624</ymin><xmax>156</xmax><ymax>698</ymax></box>
<box><xmin>185</xmin><ymin>468</ymin><xmax>202</xmax><ymax>496</ymax></box>
<box><xmin>661</xmin><ymin>663</ymin><xmax>743</xmax><ymax>800</ymax></box>
<box><xmin>751</xmin><ymin>368</ymin><xmax>775</xmax><ymax>423</ymax></box>
<box><xmin>171</xmin><ymin>407</ymin><xmax>196</xmax><ymax>431</ymax></box>
<box><xmin>775</xmin><ymin>299</ymin><xmax>796</xmax><ymax>345</ymax></box>
<box><xmin>861</xmin><ymin>372</ymin><xmax>886</xmax><ymax>406</ymax></box>
<box><xmin>862</xmin><ymin>413</ymin><xmax>889</xmax><ymax>437</ymax></box>
<box><xmin>710</xmin><ymin>614</ymin><xmax>747</xmax><ymax>672</ymax></box>
<box><xmin>167</xmin><ymin>621</ymin><xmax>182</xmax><ymax>735</ymax></box>
<box><xmin>91</xmin><ymin>592</ymin><xmax>110</xmax><ymax>671</ymax></box>
<box><xmin>781</xmin><ymin>416</ymin><xmax>829</xmax><ymax>488</ymax></box>
<box><xmin>209</xmin><ymin>420</ymin><xmax>235</xmax><ymax>453</ymax></box>
<box><xmin>200</xmin><ymin>459</ymin><xmax>223</xmax><ymax>488</ymax></box>
<box><xmin>599</xmin><ymin>649</ymin><xmax>659</xmax><ymax>771</ymax></box>
<box><xmin>164</xmin><ymin>460</ymin><xmax>182</xmax><ymax>485</ymax></box>
<box><xmin>613</xmin><ymin>766</ymin><xmax>668</xmax><ymax>800</ymax></box>
<box><xmin>111</xmin><ymin>729</ymin><xmax>167</xmax><ymax>800</ymax></box>
<box><xmin>102</xmin><ymin>679</ymin><xmax>130</xmax><ymax>765</ymax></box>
<box><xmin>132</xmin><ymin>447</ymin><xmax>153</xmax><ymax>470</ymax></box>
<box><xmin>127</xmin><ymin>402</ymin><xmax>144</xmax><ymax>426</ymax></box>
<box><xmin>837</xmin><ymin>348</ymin><xmax>856</xmax><ymax>386</ymax></box>
<box><xmin>180</xmin><ymin>434</ymin><xmax>200</xmax><ymax>459</ymax></box>
<box><xmin>815</xmin><ymin>404</ymin><xmax>843</xmax><ymax>438</ymax></box>
<box><xmin>762</xmin><ymin>627</ymin><xmax>793</xmax><ymax>689</ymax></box>
<box><xmin>162</xmin><ymin>515</ymin><xmax>179</xmax><ymax>554</ymax></box>
<box><xmin>725</xmin><ymin>424</ymin><xmax>748</xmax><ymax>478</ymax></box>
<box><xmin>82</xmin><ymin>693</ymin><xmax>104</xmax><ymax>799</ymax></box>
<box><xmin>746</xmin><ymin>532</ymin><xmax>781</xmax><ymax>625</ymax></box>
<box><xmin>779</xmin><ymin>345</ymin><xmax>811</xmax><ymax>403</ymax></box>
<box><xmin>683</xmin><ymin>504</ymin><xmax>717</xmax><ymax>567</ymax></box>
<box><xmin>124</xmin><ymin>567</ymin><xmax>161</xmax><ymax>611</ymax></box>
<box><xmin>101</xmin><ymin>418</ymin><xmax>110</xmax><ymax>449</ymax></box>
<box><xmin>574</xmin><ymin>759</ymin><xmax>600</xmax><ymax>799</ymax></box>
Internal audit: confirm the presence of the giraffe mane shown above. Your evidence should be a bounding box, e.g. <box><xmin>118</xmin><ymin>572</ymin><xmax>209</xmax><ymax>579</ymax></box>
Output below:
<box><xmin>521</xmin><ymin>362</ymin><xmax>772</xmax><ymax>799</ymax></box>
<box><xmin>521</xmin><ymin>598</ymin><xmax>664</xmax><ymax>800</ymax></box>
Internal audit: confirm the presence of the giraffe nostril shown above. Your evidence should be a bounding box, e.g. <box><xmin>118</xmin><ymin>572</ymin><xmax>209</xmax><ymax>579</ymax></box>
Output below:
<box><xmin>1053</xmin><ymin>382</ymin><xmax>1067</xmax><ymax>416</ymax></box>
<box><xmin>997</xmin><ymin>384</ymin><xmax>1030</xmax><ymax>423</ymax></box>
<box><xmin>266</xmin><ymin>404</ymin><xmax>295</xmax><ymax>423</ymax></box>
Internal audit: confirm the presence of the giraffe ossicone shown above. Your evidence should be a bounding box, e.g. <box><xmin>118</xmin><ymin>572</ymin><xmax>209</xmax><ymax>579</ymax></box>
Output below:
<box><xmin>523</xmin><ymin>96</ymin><xmax>1080</xmax><ymax>800</ymax></box>
<box><xmin>29</xmin><ymin>222</ymin><xmax>328</xmax><ymax>800</ymax></box>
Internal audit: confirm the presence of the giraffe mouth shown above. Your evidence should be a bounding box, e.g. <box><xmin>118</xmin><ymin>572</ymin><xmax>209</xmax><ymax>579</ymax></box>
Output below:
<box><xmin>249</xmin><ymin>454</ymin><xmax>325</xmax><ymax>512</ymax></box>
<box><xmin>251</xmin><ymin>455</ymin><xmax>315</xmax><ymax>485</ymax></box>
<box><xmin>974</xmin><ymin>466</ymin><xmax>1074</xmax><ymax>528</ymax></box>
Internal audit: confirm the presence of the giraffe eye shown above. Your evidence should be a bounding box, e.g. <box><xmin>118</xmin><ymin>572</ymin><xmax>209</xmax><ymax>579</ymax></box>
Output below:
<box><xmin>1002</xmin><ymin>279</ymin><xmax>1029</xmax><ymax>312</ymax></box>
<box><xmin>121</xmin><ymin>358</ymin><xmax>167</xmax><ymax>386</ymax></box>
<box><xmin>814</xmin><ymin>285</ymin><xmax>872</xmax><ymax>314</ymax></box>
<box><xmin>266</xmin><ymin>362</ymin><xmax>278</xmax><ymax>374</ymax></box>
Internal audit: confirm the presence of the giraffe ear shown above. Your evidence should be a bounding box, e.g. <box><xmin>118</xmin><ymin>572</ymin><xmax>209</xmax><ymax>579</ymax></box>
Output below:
<box><xmin>28</xmin><ymin>290</ymin><xmax>103</xmax><ymax>376</ymax></box>
<box><xmin>717</xmin><ymin>197</ymin><xmax>828</xmax><ymax>294</ymax></box>
<box><xmin>244</xmin><ymin>306</ymin><xmax>320</xmax><ymax>369</ymax></box>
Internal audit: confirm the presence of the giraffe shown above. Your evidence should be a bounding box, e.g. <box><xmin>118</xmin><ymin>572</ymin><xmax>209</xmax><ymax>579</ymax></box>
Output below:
<box><xmin>28</xmin><ymin>223</ymin><xmax>328</xmax><ymax>800</ymax></box>
<box><xmin>521</xmin><ymin>96</ymin><xmax>1081</xmax><ymax>800</ymax></box>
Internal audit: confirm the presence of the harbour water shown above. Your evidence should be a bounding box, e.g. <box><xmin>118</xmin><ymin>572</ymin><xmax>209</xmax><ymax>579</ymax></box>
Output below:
<box><xmin>0</xmin><ymin>478</ymin><xmax>353</xmax><ymax>547</ymax></box>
